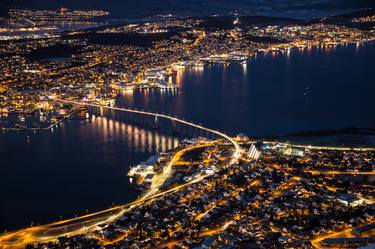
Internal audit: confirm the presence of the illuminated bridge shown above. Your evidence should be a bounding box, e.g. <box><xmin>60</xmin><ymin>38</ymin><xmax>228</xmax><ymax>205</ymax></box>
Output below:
<box><xmin>54</xmin><ymin>98</ymin><xmax>242</xmax><ymax>163</ymax></box>
<box><xmin>0</xmin><ymin>98</ymin><xmax>243</xmax><ymax>249</ymax></box>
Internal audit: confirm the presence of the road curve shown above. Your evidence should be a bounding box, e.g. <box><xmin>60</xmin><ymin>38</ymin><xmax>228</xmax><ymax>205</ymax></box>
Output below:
<box><xmin>0</xmin><ymin>98</ymin><xmax>241</xmax><ymax>249</ymax></box>
<box><xmin>54</xmin><ymin>98</ymin><xmax>241</xmax><ymax>164</ymax></box>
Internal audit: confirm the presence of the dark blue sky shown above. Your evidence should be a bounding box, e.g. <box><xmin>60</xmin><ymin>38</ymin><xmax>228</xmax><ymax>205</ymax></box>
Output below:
<box><xmin>2</xmin><ymin>0</ymin><xmax>375</xmax><ymax>19</ymax></box>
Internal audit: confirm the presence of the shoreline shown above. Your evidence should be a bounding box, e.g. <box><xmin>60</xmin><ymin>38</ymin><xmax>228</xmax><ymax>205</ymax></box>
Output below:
<box><xmin>0</xmin><ymin>109</ymin><xmax>81</xmax><ymax>132</ymax></box>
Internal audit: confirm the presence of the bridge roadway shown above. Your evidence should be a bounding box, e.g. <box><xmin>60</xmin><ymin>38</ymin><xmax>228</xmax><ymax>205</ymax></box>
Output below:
<box><xmin>54</xmin><ymin>98</ymin><xmax>242</xmax><ymax>164</ymax></box>
<box><xmin>0</xmin><ymin>99</ymin><xmax>241</xmax><ymax>249</ymax></box>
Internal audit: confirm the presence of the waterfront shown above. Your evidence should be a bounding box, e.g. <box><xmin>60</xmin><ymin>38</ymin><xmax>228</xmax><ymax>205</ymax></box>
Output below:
<box><xmin>119</xmin><ymin>42</ymin><xmax>375</xmax><ymax>137</ymax></box>
<box><xmin>1</xmin><ymin>42</ymin><xmax>374</xmax><ymax>232</ymax></box>
<box><xmin>0</xmin><ymin>112</ymin><xmax>179</xmax><ymax>232</ymax></box>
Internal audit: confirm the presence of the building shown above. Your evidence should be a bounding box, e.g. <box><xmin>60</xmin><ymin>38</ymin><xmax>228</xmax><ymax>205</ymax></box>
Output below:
<box><xmin>337</xmin><ymin>194</ymin><xmax>366</xmax><ymax>207</ymax></box>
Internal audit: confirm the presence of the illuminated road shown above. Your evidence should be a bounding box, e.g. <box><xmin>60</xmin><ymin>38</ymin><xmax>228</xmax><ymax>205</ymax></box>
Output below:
<box><xmin>0</xmin><ymin>99</ymin><xmax>241</xmax><ymax>249</ymax></box>
<box><xmin>269</xmin><ymin>165</ymin><xmax>375</xmax><ymax>176</ymax></box>
<box><xmin>53</xmin><ymin>98</ymin><xmax>241</xmax><ymax>165</ymax></box>
<box><xmin>0</xmin><ymin>173</ymin><xmax>209</xmax><ymax>249</ymax></box>
<box><xmin>307</xmin><ymin>170</ymin><xmax>375</xmax><ymax>176</ymax></box>
<box><xmin>0</xmin><ymin>145</ymin><xmax>219</xmax><ymax>248</ymax></box>
<box><xmin>193</xmin><ymin>31</ymin><xmax>206</xmax><ymax>46</ymax></box>
<box><xmin>310</xmin><ymin>218</ymin><xmax>375</xmax><ymax>248</ymax></box>
<box><xmin>142</xmin><ymin>144</ymin><xmax>210</xmax><ymax>199</ymax></box>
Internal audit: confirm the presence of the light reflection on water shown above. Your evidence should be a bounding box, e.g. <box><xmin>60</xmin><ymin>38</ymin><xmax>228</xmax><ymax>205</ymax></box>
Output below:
<box><xmin>1</xmin><ymin>42</ymin><xmax>375</xmax><ymax>231</ymax></box>
<box><xmin>118</xmin><ymin>43</ymin><xmax>375</xmax><ymax>137</ymax></box>
<box><xmin>89</xmin><ymin>113</ymin><xmax>179</xmax><ymax>154</ymax></box>
<box><xmin>0</xmin><ymin>110</ymin><xmax>181</xmax><ymax>231</ymax></box>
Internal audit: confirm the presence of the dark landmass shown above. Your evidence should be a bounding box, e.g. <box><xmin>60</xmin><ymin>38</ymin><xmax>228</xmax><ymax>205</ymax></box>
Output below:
<box><xmin>325</xmin><ymin>8</ymin><xmax>375</xmax><ymax>30</ymax></box>
<box><xmin>200</xmin><ymin>15</ymin><xmax>299</xmax><ymax>31</ymax></box>
<box><xmin>280</xmin><ymin>0</ymin><xmax>374</xmax><ymax>12</ymax></box>
<box><xmin>310</xmin><ymin>8</ymin><xmax>375</xmax><ymax>30</ymax></box>
<box><xmin>261</xmin><ymin>126</ymin><xmax>375</xmax><ymax>147</ymax></box>
<box><xmin>240</xmin><ymin>16</ymin><xmax>300</xmax><ymax>26</ymax></box>
<box><xmin>69</xmin><ymin>30</ymin><xmax>179</xmax><ymax>47</ymax></box>
<box><xmin>331</xmin><ymin>8</ymin><xmax>375</xmax><ymax>19</ymax></box>
<box><xmin>70</xmin><ymin>10</ymin><xmax>374</xmax><ymax>47</ymax></box>
<box><xmin>26</xmin><ymin>44</ymin><xmax>81</xmax><ymax>61</ymax></box>
<box><xmin>244</xmin><ymin>34</ymin><xmax>288</xmax><ymax>44</ymax></box>
<box><xmin>284</xmin><ymin>126</ymin><xmax>375</xmax><ymax>137</ymax></box>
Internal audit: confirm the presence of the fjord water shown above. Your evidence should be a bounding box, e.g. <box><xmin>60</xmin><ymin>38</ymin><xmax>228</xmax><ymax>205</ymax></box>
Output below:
<box><xmin>119</xmin><ymin>43</ymin><xmax>375</xmax><ymax>136</ymax></box>
<box><xmin>1</xmin><ymin>43</ymin><xmax>374</xmax><ymax>231</ymax></box>
<box><xmin>0</xmin><ymin>114</ymin><xmax>180</xmax><ymax>231</ymax></box>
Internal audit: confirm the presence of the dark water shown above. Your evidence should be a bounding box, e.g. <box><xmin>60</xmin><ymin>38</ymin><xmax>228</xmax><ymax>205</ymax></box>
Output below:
<box><xmin>0</xmin><ymin>113</ymin><xmax>179</xmax><ymax>231</ymax></box>
<box><xmin>0</xmin><ymin>42</ymin><xmax>374</xmax><ymax>231</ymax></box>
<box><xmin>119</xmin><ymin>43</ymin><xmax>375</xmax><ymax>137</ymax></box>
